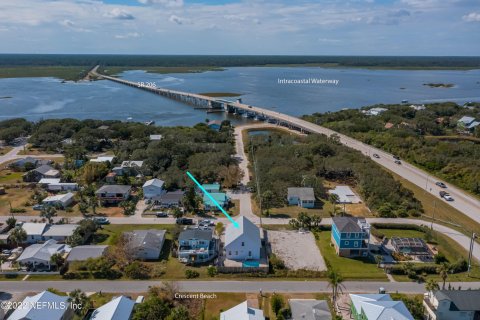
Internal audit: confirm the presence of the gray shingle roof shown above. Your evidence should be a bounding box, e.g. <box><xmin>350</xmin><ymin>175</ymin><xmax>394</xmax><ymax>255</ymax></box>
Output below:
<box><xmin>124</xmin><ymin>229</ymin><xmax>166</xmax><ymax>250</ymax></box>
<box><xmin>35</xmin><ymin>164</ymin><xmax>55</xmax><ymax>175</ymax></box>
<box><xmin>332</xmin><ymin>217</ymin><xmax>362</xmax><ymax>233</ymax></box>
<box><xmin>179</xmin><ymin>229</ymin><xmax>213</xmax><ymax>242</ymax></box>
<box><xmin>289</xmin><ymin>299</ymin><xmax>332</xmax><ymax>320</ymax></box>
<box><xmin>435</xmin><ymin>290</ymin><xmax>480</xmax><ymax>311</ymax></box>
<box><xmin>96</xmin><ymin>184</ymin><xmax>132</xmax><ymax>194</ymax></box>
<box><xmin>66</xmin><ymin>245</ymin><xmax>108</xmax><ymax>262</ymax></box>
<box><xmin>287</xmin><ymin>187</ymin><xmax>315</xmax><ymax>201</ymax></box>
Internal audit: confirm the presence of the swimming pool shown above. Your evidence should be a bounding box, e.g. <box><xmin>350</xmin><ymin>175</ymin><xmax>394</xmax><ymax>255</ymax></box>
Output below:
<box><xmin>242</xmin><ymin>260</ymin><xmax>260</xmax><ymax>267</ymax></box>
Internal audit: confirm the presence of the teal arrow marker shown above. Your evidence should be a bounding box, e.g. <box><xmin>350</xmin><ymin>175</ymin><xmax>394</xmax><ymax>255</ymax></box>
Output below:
<box><xmin>186</xmin><ymin>171</ymin><xmax>239</xmax><ymax>229</ymax></box>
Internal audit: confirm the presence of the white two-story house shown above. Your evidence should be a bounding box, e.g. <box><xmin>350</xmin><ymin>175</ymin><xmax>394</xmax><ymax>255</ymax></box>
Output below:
<box><xmin>424</xmin><ymin>290</ymin><xmax>480</xmax><ymax>320</ymax></box>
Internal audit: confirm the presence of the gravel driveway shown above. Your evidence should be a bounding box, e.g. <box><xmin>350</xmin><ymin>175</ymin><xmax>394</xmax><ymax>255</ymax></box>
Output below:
<box><xmin>268</xmin><ymin>230</ymin><xmax>326</xmax><ymax>271</ymax></box>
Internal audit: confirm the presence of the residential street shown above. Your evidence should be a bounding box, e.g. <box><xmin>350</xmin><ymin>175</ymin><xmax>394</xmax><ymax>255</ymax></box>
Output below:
<box><xmin>0</xmin><ymin>280</ymin><xmax>479</xmax><ymax>294</ymax></box>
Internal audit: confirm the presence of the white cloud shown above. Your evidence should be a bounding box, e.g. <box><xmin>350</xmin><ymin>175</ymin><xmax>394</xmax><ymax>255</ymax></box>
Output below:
<box><xmin>138</xmin><ymin>0</ymin><xmax>183</xmax><ymax>7</ymax></box>
<box><xmin>462</xmin><ymin>12</ymin><xmax>480</xmax><ymax>22</ymax></box>
<box><xmin>169</xmin><ymin>14</ymin><xmax>189</xmax><ymax>25</ymax></box>
<box><xmin>114</xmin><ymin>32</ymin><xmax>141</xmax><ymax>39</ymax></box>
<box><xmin>104</xmin><ymin>8</ymin><xmax>135</xmax><ymax>20</ymax></box>
<box><xmin>59</xmin><ymin>19</ymin><xmax>91</xmax><ymax>32</ymax></box>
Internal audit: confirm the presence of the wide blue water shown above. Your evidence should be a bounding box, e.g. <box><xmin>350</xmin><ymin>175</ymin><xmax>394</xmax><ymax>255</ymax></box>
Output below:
<box><xmin>1</xmin><ymin>67</ymin><xmax>479</xmax><ymax>126</ymax></box>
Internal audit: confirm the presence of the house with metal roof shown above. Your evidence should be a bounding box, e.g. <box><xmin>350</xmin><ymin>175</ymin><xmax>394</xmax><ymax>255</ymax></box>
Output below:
<box><xmin>123</xmin><ymin>229</ymin><xmax>166</xmax><ymax>260</ymax></box>
<box><xmin>95</xmin><ymin>185</ymin><xmax>131</xmax><ymax>205</ymax></box>
<box><xmin>21</xmin><ymin>222</ymin><xmax>48</xmax><ymax>243</ymax></box>
<box><xmin>350</xmin><ymin>294</ymin><xmax>414</xmax><ymax>320</ymax></box>
<box><xmin>42</xmin><ymin>224</ymin><xmax>78</xmax><ymax>242</ymax></box>
<box><xmin>178</xmin><ymin>229</ymin><xmax>217</xmax><ymax>264</ymax></box>
<box><xmin>8</xmin><ymin>290</ymin><xmax>73</xmax><ymax>320</ymax></box>
<box><xmin>90</xmin><ymin>156</ymin><xmax>115</xmax><ymax>163</ymax></box>
<box><xmin>198</xmin><ymin>183</ymin><xmax>221</xmax><ymax>194</ymax></box>
<box><xmin>220</xmin><ymin>300</ymin><xmax>265</xmax><ymax>320</ymax></box>
<box><xmin>423</xmin><ymin>290</ymin><xmax>480</xmax><ymax>320</ymax></box>
<box><xmin>42</xmin><ymin>192</ymin><xmax>75</xmax><ymax>209</ymax></box>
<box><xmin>142</xmin><ymin>178</ymin><xmax>165</xmax><ymax>199</ymax></box>
<box><xmin>225</xmin><ymin>216</ymin><xmax>261</xmax><ymax>261</ymax></box>
<box><xmin>289</xmin><ymin>299</ymin><xmax>332</xmax><ymax>320</ymax></box>
<box><xmin>328</xmin><ymin>186</ymin><xmax>361</xmax><ymax>204</ymax></box>
<box><xmin>203</xmin><ymin>192</ymin><xmax>229</xmax><ymax>211</ymax></box>
<box><xmin>149</xmin><ymin>134</ymin><xmax>163</xmax><ymax>141</ymax></box>
<box><xmin>66</xmin><ymin>245</ymin><xmax>108</xmax><ymax>262</ymax></box>
<box><xmin>16</xmin><ymin>239</ymin><xmax>71</xmax><ymax>270</ymax></box>
<box><xmin>89</xmin><ymin>295</ymin><xmax>135</xmax><ymax>320</ymax></box>
<box><xmin>287</xmin><ymin>187</ymin><xmax>315</xmax><ymax>208</ymax></box>
<box><xmin>23</xmin><ymin>164</ymin><xmax>60</xmax><ymax>182</ymax></box>
<box><xmin>331</xmin><ymin>217</ymin><xmax>370</xmax><ymax>257</ymax></box>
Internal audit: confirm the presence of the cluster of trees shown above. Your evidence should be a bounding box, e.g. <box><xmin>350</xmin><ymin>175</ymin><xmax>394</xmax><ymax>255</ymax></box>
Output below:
<box><xmin>303</xmin><ymin>102</ymin><xmax>480</xmax><ymax>195</ymax></box>
<box><xmin>0</xmin><ymin>118</ymin><xmax>240</xmax><ymax>191</ymax></box>
<box><xmin>248</xmin><ymin>131</ymin><xmax>422</xmax><ymax>218</ymax></box>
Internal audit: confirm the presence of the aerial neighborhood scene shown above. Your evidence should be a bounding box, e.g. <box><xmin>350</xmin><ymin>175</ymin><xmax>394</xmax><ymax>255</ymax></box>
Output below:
<box><xmin>1</xmin><ymin>0</ymin><xmax>480</xmax><ymax>319</ymax></box>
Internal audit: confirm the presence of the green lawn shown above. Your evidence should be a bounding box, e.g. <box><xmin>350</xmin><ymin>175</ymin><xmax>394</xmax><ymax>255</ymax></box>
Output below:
<box><xmin>0</xmin><ymin>171</ymin><xmax>23</xmax><ymax>183</ymax></box>
<box><xmin>316</xmin><ymin>231</ymin><xmax>387</xmax><ymax>280</ymax></box>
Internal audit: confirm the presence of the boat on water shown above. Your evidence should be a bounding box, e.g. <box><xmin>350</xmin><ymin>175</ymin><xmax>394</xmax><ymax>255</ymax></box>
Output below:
<box><xmin>144</xmin><ymin>120</ymin><xmax>155</xmax><ymax>126</ymax></box>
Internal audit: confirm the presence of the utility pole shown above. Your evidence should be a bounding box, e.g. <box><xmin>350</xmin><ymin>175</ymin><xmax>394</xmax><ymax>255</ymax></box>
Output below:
<box><xmin>430</xmin><ymin>201</ymin><xmax>436</xmax><ymax>230</ymax></box>
<box><xmin>468</xmin><ymin>232</ymin><xmax>477</xmax><ymax>276</ymax></box>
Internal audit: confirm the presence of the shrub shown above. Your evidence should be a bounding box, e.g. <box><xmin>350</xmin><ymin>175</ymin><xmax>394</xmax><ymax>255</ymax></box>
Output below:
<box><xmin>185</xmin><ymin>269</ymin><xmax>200</xmax><ymax>279</ymax></box>
<box><xmin>270</xmin><ymin>254</ymin><xmax>286</xmax><ymax>270</ymax></box>
<box><xmin>207</xmin><ymin>266</ymin><xmax>217</xmax><ymax>277</ymax></box>
<box><xmin>434</xmin><ymin>252</ymin><xmax>448</xmax><ymax>264</ymax></box>
<box><xmin>271</xmin><ymin>294</ymin><xmax>285</xmax><ymax>315</ymax></box>
<box><xmin>125</xmin><ymin>261</ymin><xmax>151</xmax><ymax>279</ymax></box>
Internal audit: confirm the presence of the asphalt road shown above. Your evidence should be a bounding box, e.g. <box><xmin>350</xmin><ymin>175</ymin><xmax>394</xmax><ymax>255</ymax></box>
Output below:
<box><xmin>1</xmin><ymin>280</ymin><xmax>479</xmax><ymax>294</ymax></box>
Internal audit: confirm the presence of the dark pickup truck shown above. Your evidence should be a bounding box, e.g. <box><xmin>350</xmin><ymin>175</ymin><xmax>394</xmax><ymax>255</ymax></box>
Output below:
<box><xmin>176</xmin><ymin>218</ymin><xmax>194</xmax><ymax>225</ymax></box>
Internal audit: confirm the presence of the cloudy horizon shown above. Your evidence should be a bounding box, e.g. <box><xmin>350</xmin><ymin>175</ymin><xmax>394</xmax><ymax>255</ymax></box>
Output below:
<box><xmin>0</xmin><ymin>0</ymin><xmax>479</xmax><ymax>55</ymax></box>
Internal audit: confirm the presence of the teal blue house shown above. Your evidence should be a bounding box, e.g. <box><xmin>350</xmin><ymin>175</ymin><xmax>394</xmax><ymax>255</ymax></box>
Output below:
<box><xmin>198</xmin><ymin>183</ymin><xmax>221</xmax><ymax>194</ymax></box>
<box><xmin>203</xmin><ymin>192</ymin><xmax>229</xmax><ymax>211</ymax></box>
<box><xmin>331</xmin><ymin>217</ymin><xmax>370</xmax><ymax>257</ymax></box>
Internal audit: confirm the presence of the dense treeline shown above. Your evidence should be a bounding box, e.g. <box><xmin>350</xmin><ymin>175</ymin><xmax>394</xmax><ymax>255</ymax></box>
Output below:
<box><xmin>1</xmin><ymin>54</ymin><xmax>480</xmax><ymax>69</ymax></box>
<box><xmin>247</xmin><ymin>131</ymin><xmax>422</xmax><ymax>217</ymax></box>
<box><xmin>303</xmin><ymin>102</ymin><xmax>480</xmax><ymax>195</ymax></box>
<box><xmin>0</xmin><ymin>118</ymin><xmax>238</xmax><ymax>189</ymax></box>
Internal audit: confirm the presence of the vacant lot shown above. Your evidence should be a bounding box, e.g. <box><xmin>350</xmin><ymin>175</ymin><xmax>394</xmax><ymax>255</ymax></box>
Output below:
<box><xmin>268</xmin><ymin>230</ymin><xmax>326</xmax><ymax>271</ymax></box>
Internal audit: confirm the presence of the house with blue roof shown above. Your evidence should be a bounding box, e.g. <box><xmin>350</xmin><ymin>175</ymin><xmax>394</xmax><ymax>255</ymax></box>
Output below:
<box><xmin>331</xmin><ymin>217</ymin><xmax>370</xmax><ymax>258</ymax></box>
<box><xmin>198</xmin><ymin>182</ymin><xmax>221</xmax><ymax>194</ymax></box>
<box><xmin>203</xmin><ymin>192</ymin><xmax>229</xmax><ymax>211</ymax></box>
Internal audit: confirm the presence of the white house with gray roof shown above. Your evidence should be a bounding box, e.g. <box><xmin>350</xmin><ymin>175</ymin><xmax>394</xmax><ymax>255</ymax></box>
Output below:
<box><xmin>124</xmin><ymin>229</ymin><xmax>166</xmax><ymax>260</ymax></box>
<box><xmin>42</xmin><ymin>224</ymin><xmax>78</xmax><ymax>242</ymax></box>
<box><xmin>423</xmin><ymin>290</ymin><xmax>480</xmax><ymax>320</ymax></box>
<box><xmin>21</xmin><ymin>223</ymin><xmax>47</xmax><ymax>244</ymax></box>
<box><xmin>8</xmin><ymin>290</ymin><xmax>72</xmax><ymax>320</ymax></box>
<box><xmin>220</xmin><ymin>300</ymin><xmax>265</xmax><ymax>320</ymax></box>
<box><xmin>289</xmin><ymin>299</ymin><xmax>332</xmax><ymax>320</ymax></box>
<box><xmin>142</xmin><ymin>178</ymin><xmax>165</xmax><ymax>199</ymax></box>
<box><xmin>42</xmin><ymin>192</ymin><xmax>74</xmax><ymax>208</ymax></box>
<box><xmin>16</xmin><ymin>240</ymin><xmax>71</xmax><ymax>270</ymax></box>
<box><xmin>89</xmin><ymin>295</ymin><xmax>135</xmax><ymax>320</ymax></box>
<box><xmin>287</xmin><ymin>187</ymin><xmax>315</xmax><ymax>208</ymax></box>
<box><xmin>96</xmin><ymin>185</ymin><xmax>131</xmax><ymax>205</ymax></box>
<box><xmin>225</xmin><ymin>216</ymin><xmax>261</xmax><ymax>261</ymax></box>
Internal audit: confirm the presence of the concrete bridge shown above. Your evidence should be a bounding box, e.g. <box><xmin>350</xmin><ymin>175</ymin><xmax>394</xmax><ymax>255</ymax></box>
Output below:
<box><xmin>90</xmin><ymin>66</ymin><xmax>480</xmax><ymax>226</ymax></box>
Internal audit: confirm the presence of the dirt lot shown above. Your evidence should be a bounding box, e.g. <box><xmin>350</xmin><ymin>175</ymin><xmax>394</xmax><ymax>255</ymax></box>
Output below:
<box><xmin>267</xmin><ymin>230</ymin><xmax>326</xmax><ymax>271</ymax></box>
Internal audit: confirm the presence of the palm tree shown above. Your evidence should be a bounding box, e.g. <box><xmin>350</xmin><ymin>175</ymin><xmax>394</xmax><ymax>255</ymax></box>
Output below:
<box><xmin>40</xmin><ymin>206</ymin><xmax>57</xmax><ymax>224</ymax></box>
<box><xmin>9</xmin><ymin>227</ymin><xmax>27</xmax><ymax>247</ymax></box>
<box><xmin>50</xmin><ymin>253</ymin><xmax>65</xmax><ymax>271</ymax></box>
<box><xmin>68</xmin><ymin>289</ymin><xmax>92</xmax><ymax>317</ymax></box>
<box><xmin>327</xmin><ymin>268</ymin><xmax>345</xmax><ymax>308</ymax></box>
<box><xmin>425</xmin><ymin>279</ymin><xmax>440</xmax><ymax>298</ymax></box>
<box><xmin>329</xmin><ymin>194</ymin><xmax>339</xmax><ymax>216</ymax></box>
<box><xmin>88</xmin><ymin>196</ymin><xmax>98</xmax><ymax>215</ymax></box>
<box><xmin>437</xmin><ymin>263</ymin><xmax>450</xmax><ymax>289</ymax></box>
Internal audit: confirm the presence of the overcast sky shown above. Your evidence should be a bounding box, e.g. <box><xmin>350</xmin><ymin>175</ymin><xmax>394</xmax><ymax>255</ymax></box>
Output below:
<box><xmin>0</xmin><ymin>0</ymin><xmax>479</xmax><ymax>55</ymax></box>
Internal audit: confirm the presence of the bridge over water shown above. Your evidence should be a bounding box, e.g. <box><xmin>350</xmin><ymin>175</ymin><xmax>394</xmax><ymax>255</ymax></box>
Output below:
<box><xmin>90</xmin><ymin>65</ymin><xmax>480</xmax><ymax>227</ymax></box>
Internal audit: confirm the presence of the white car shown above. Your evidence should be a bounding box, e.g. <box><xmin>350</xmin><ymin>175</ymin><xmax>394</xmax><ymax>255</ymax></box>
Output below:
<box><xmin>443</xmin><ymin>194</ymin><xmax>454</xmax><ymax>201</ymax></box>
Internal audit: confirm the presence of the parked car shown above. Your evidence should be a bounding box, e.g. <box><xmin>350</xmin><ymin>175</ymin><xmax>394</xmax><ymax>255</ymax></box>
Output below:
<box><xmin>394</xmin><ymin>160</ymin><xmax>402</xmax><ymax>165</ymax></box>
<box><xmin>373</xmin><ymin>154</ymin><xmax>380</xmax><ymax>159</ymax></box>
<box><xmin>199</xmin><ymin>219</ymin><xmax>215</xmax><ymax>226</ymax></box>
<box><xmin>33</xmin><ymin>204</ymin><xmax>44</xmax><ymax>211</ymax></box>
<box><xmin>199</xmin><ymin>225</ymin><xmax>212</xmax><ymax>231</ymax></box>
<box><xmin>436</xmin><ymin>182</ymin><xmax>447</xmax><ymax>188</ymax></box>
<box><xmin>176</xmin><ymin>218</ymin><xmax>194</xmax><ymax>225</ymax></box>
<box><xmin>92</xmin><ymin>217</ymin><xmax>110</xmax><ymax>225</ymax></box>
<box><xmin>155</xmin><ymin>212</ymin><xmax>168</xmax><ymax>218</ymax></box>
<box><xmin>1</xmin><ymin>249</ymin><xmax>11</xmax><ymax>255</ymax></box>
